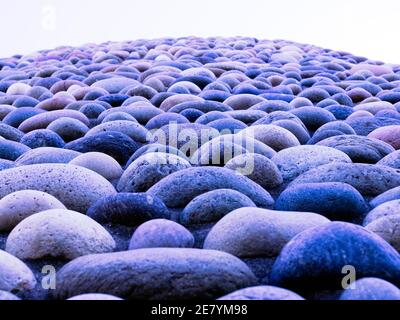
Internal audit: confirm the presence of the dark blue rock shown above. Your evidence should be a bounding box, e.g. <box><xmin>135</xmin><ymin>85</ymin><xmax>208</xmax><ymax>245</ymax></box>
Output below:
<box><xmin>291</xmin><ymin>107</ymin><xmax>336</xmax><ymax>131</ymax></box>
<box><xmin>270</xmin><ymin>222</ymin><xmax>400</xmax><ymax>293</ymax></box>
<box><xmin>275</xmin><ymin>182</ymin><xmax>369</xmax><ymax>221</ymax></box>
<box><xmin>87</xmin><ymin>193</ymin><xmax>170</xmax><ymax>226</ymax></box>
<box><xmin>0</xmin><ymin>123</ymin><xmax>24</xmax><ymax>141</ymax></box>
<box><xmin>65</xmin><ymin>131</ymin><xmax>140</xmax><ymax>165</ymax></box>
<box><xmin>12</xmin><ymin>96</ymin><xmax>39</xmax><ymax>108</ymax></box>
<box><xmin>97</xmin><ymin>94</ymin><xmax>130</xmax><ymax>107</ymax></box>
<box><xmin>0</xmin><ymin>159</ymin><xmax>15</xmax><ymax>171</ymax></box>
<box><xmin>180</xmin><ymin>108</ymin><xmax>204</xmax><ymax>122</ymax></box>
<box><xmin>0</xmin><ymin>139</ymin><xmax>31</xmax><ymax>161</ymax></box>
<box><xmin>208</xmin><ymin>118</ymin><xmax>247</xmax><ymax>133</ymax></box>
<box><xmin>3</xmin><ymin>107</ymin><xmax>44</xmax><ymax>128</ymax></box>
<box><xmin>79</xmin><ymin>103</ymin><xmax>106</xmax><ymax>119</ymax></box>
<box><xmin>20</xmin><ymin>129</ymin><xmax>65</xmax><ymax>149</ymax></box>
<box><xmin>324</xmin><ymin>105</ymin><xmax>354</xmax><ymax>120</ymax></box>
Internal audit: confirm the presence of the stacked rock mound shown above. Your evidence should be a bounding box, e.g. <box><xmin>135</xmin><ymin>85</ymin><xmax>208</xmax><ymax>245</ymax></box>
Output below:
<box><xmin>0</xmin><ymin>37</ymin><xmax>400</xmax><ymax>301</ymax></box>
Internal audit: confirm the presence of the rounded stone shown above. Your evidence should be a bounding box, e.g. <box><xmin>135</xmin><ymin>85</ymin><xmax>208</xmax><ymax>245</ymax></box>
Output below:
<box><xmin>238</xmin><ymin>125</ymin><xmax>300</xmax><ymax>151</ymax></box>
<box><xmin>20</xmin><ymin>129</ymin><xmax>65</xmax><ymax>149</ymax></box>
<box><xmin>65</xmin><ymin>131</ymin><xmax>141</xmax><ymax>166</ymax></box>
<box><xmin>315</xmin><ymin>135</ymin><xmax>394</xmax><ymax>163</ymax></box>
<box><xmin>350</xmin><ymin>64</ymin><xmax>393</xmax><ymax>76</ymax></box>
<box><xmin>180</xmin><ymin>189</ymin><xmax>256</xmax><ymax>226</ymax></box>
<box><xmin>190</xmin><ymin>139</ymin><xmax>248</xmax><ymax>166</ymax></box>
<box><xmin>15</xmin><ymin>147</ymin><xmax>80</xmax><ymax>166</ymax></box>
<box><xmin>269</xmin><ymin>222</ymin><xmax>400</xmax><ymax>292</ymax></box>
<box><xmin>129</xmin><ymin>219</ymin><xmax>194</xmax><ymax>249</ymax></box>
<box><xmin>298</xmin><ymin>87</ymin><xmax>330</xmax><ymax>103</ymax></box>
<box><xmin>219</xmin><ymin>286</ymin><xmax>304</xmax><ymax>300</ymax></box>
<box><xmin>6</xmin><ymin>209</ymin><xmax>116</xmax><ymax>260</ymax></box>
<box><xmin>118</xmin><ymin>152</ymin><xmax>191</xmax><ymax>192</ymax></box>
<box><xmin>368</xmin><ymin>125</ymin><xmax>400</xmax><ymax>149</ymax></box>
<box><xmin>0</xmin><ymin>159</ymin><xmax>14</xmax><ymax>171</ymax></box>
<box><xmin>364</xmin><ymin>200</ymin><xmax>400</xmax><ymax>226</ymax></box>
<box><xmin>18</xmin><ymin>110</ymin><xmax>90</xmax><ymax>133</ymax></box>
<box><xmin>0</xmin><ymin>164</ymin><xmax>116</xmax><ymax>212</ymax></box>
<box><xmin>225</xmin><ymin>153</ymin><xmax>283</xmax><ymax>189</ymax></box>
<box><xmin>54</xmin><ymin>248</ymin><xmax>257</xmax><ymax>300</ymax></box>
<box><xmin>91</xmin><ymin>77</ymin><xmax>139</xmax><ymax>94</ymax></box>
<box><xmin>47</xmin><ymin>117</ymin><xmax>89</xmax><ymax>142</ymax></box>
<box><xmin>223</xmin><ymin>94</ymin><xmax>265</xmax><ymax>110</ymax></box>
<box><xmin>0</xmin><ymin>140</ymin><xmax>30</xmax><ymax>161</ymax></box>
<box><xmin>0</xmin><ymin>123</ymin><xmax>24</xmax><ymax>142</ymax></box>
<box><xmin>126</xmin><ymin>143</ymin><xmax>189</xmax><ymax>166</ymax></box>
<box><xmin>339</xmin><ymin>278</ymin><xmax>400</xmax><ymax>300</ymax></box>
<box><xmin>370</xmin><ymin>187</ymin><xmax>400</xmax><ymax>208</ymax></box>
<box><xmin>377</xmin><ymin>150</ymin><xmax>400</xmax><ymax>169</ymax></box>
<box><xmin>204</xmin><ymin>207</ymin><xmax>330</xmax><ymax>258</ymax></box>
<box><xmin>291</xmin><ymin>163</ymin><xmax>400</xmax><ymax>196</ymax></box>
<box><xmin>275</xmin><ymin>182</ymin><xmax>368</xmax><ymax>221</ymax></box>
<box><xmin>115</xmin><ymin>102</ymin><xmax>163</xmax><ymax>124</ymax></box>
<box><xmin>69</xmin><ymin>152</ymin><xmax>123</xmax><ymax>181</ymax></box>
<box><xmin>152</xmin><ymin>123</ymin><xmax>220</xmax><ymax>158</ymax></box>
<box><xmin>290</xmin><ymin>107</ymin><xmax>336</xmax><ymax>131</ymax></box>
<box><xmin>345</xmin><ymin>116</ymin><xmax>400</xmax><ymax>136</ymax></box>
<box><xmin>85</xmin><ymin>120</ymin><xmax>150</xmax><ymax>144</ymax></box>
<box><xmin>272</xmin><ymin>119</ymin><xmax>311</xmax><ymax>144</ymax></box>
<box><xmin>353</xmin><ymin>101</ymin><xmax>395</xmax><ymax>114</ymax></box>
<box><xmin>87</xmin><ymin>193</ymin><xmax>170</xmax><ymax>226</ymax></box>
<box><xmin>68</xmin><ymin>294</ymin><xmax>123</xmax><ymax>301</ymax></box>
<box><xmin>208</xmin><ymin>118</ymin><xmax>247</xmax><ymax>133</ymax></box>
<box><xmin>0</xmin><ymin>291</ymin><xmax>21</xmax><ymax>300</ymax></box>
<box><xmin>79</xmin><ymin>103</ymin><xmax>106</xmax><ymax>119</ymax></box>
<box><xmin>147</xmin><ymin>166</ymin><xmax>275</xmax><ymax>208</ymax></box>
<box><xmin>271</xmin><ymin>145</ymin><xmax>352</xmax><ymax>182</ymax></box>
<box><xmin>365</xmin><ymin>215</ymin><xmax>400</xmax><ymax>251</ymax></box>
<box><xmin>145</xmin><ymin>112</ymin><xmax>189</xmax><ymax>130</ymax></box>
<box><xmin>6</xmin><ymin>83</ymin><xmax>31</xmax><ymax>95</ymax></box>
<box><xmin>0</xmin><ymin>190</ymin><xmax>66</xmax><ymax>231</ymax></box>
<box><xmin>101</xmin><ymin>111</ymin><xmax>137</xmax><ymax>123</ymax></box>
<box><xmin>307</xmin><ymin>129</ymin><xmax>345</xmax><ymax>145</ymax></box>
<box><xmin>0</xmin><ymin>250</ymin><xmax>36</xmax><ymax>293</ymax></box>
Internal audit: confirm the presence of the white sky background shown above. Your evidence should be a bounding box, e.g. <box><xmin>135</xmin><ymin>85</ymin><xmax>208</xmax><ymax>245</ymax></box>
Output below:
<box><xmin>1</xmin><ymin>0</ymin><xmax>399</xmax><ymax>63</ymax></box>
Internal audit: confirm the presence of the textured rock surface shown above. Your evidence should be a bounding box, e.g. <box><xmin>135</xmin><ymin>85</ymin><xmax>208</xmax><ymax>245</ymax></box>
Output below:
<box><xmin>54</xmin><ymin>248</ymin><xmax>257</xmax><ymax>300</ymax></box>
<box><xmin>6</xmin><ymin>209</ymin><xmax>116</xmax><ymax>260</ymax></box>
<box><xmin>204</xmin><ymin>207</ymin><xmax>330</xmax><ymax>257</ymax></box>
<box><xmin>0</xmin><ymin>164</ymin><xmax>116</xmax><ymax>212</ymax></box>
<box><xmin>1</xmin><ymin>36</ymin><xmax>400</xmax><ymax>300</ymax></box>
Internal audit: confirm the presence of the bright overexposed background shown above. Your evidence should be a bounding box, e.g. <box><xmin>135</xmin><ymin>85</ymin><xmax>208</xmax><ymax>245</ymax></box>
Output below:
<box><xmin>1</xmin><ymin>0</ymin><xmax>399</xmax><ymax>63</ymax></box>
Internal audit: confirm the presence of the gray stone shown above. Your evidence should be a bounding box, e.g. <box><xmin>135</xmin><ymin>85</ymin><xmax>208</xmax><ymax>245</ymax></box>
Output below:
<box><xmin>0</xmin><ymin>164</ymin><xmax>116</xmax><ymax>212</ymax></box>
<box><xmin>0</xmin><ymin>190</ymin><xmax>66</xmax><ymax>231</ymax></box>
<box><xmin>6</xmin><ymin>209</ymin><xmax>116</xmax><ymax>260</ymax></box>
<box><xmin>203</xmin><ymin>207</ymin><xmax>330</xmax><ymax>258</ymax></box>
<box><xmin>0</xmin><ymin>250</ymin><xmax>36</xmax><ymax>293</ymax></box>
<box><xmin>54</xmin><ymin>248</ymin><xmax>257</xmax><ymax>300</ymax></box>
